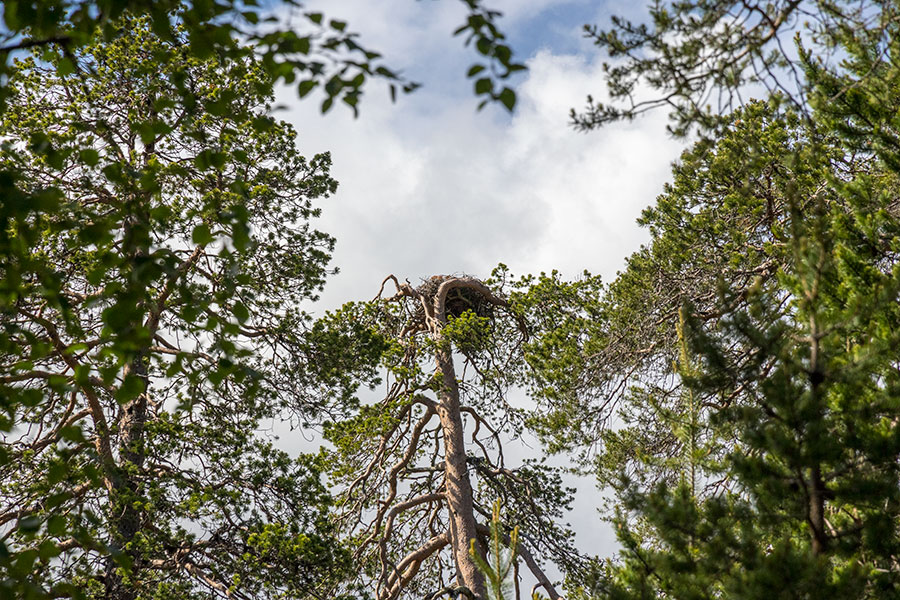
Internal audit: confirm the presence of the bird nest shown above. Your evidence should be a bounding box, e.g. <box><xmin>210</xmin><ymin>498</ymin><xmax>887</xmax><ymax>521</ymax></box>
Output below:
<box><xmin>415</xmin><ymin>275</ymin><xmax>495</xmax><ymax>321</ymax></box>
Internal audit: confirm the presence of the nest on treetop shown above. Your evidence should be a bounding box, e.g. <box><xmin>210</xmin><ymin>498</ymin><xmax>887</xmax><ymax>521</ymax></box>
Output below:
<box><xmin>415</xmin><ymin>275</ymin><xmax>495</xmax><ymax>321</ymax></box>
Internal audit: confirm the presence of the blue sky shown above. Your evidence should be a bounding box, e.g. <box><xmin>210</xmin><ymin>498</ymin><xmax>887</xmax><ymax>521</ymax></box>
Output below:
<box><xmin>276</xmin><ymin>0</ymin><xmax>689</xmax><ymax>576</ymax></box>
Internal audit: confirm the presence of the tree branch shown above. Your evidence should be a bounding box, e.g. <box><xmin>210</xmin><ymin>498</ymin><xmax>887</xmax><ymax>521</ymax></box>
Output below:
<box><xmin>381</xmin><ymin>531</ymin><xmax>451</xmax><ymax>600</ymax></box>
<box><xmin>475</xmin><ymin>523</ymin><xmax>564</xmax><ymax>600</ymax></box>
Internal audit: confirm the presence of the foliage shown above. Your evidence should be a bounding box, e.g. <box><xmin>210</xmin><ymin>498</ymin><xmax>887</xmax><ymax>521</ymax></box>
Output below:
<box><xmin>533</xmin><ymin>100</ymin><xmax>846</xmax><ymax>472</ymax></box>
<box><xmin>594</xmin><ymin>130</ymin><xmax>900</xmax><ymax>597</ymax></box>
<box><xmin>572</xmin><ymin>0</ymin><xmax>898</xmax><ymax>137</ymax></box>
<box><xmin>0</xmin><ymin>17</ymin><xmax>374</xmax><ymax>599</ymax></box>
<box><xmin>0</xmin><ymin>0</ymin><xmax>524</xmax><ymax>115</ymax></box>
<box><xmin>551</xmin><ymin>2</ymin><xmax>900</xmax><ymax>597</ymax></box>
<box><xmin>566</xmin><ymin>58</ymin><xmax>900</xmax><ymax>600</ymax></box>
<box><xmin>470</xmin><ymin>500</ymin><xmax>519</xmax><ymax>600</ymax></box>
<box><xmin>319</xmin><ymin>271</ymin><xmax>602</xmax><ymax>600</ymax></box>
<box><xmin>0</xmin><ymin>0</ymin><xmax>525</xmax><ymax>317</ymax></box>
<box><xmin>0</xmin><ymin>0</ymin><xmax>526</xmax><ymax>377</ymax></box>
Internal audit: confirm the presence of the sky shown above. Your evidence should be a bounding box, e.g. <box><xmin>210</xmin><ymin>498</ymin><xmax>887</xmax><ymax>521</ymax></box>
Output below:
<box><xmin>274</xmin><ymin>0</ymin><xmax>687</xmax><ymax>576</ymax></box>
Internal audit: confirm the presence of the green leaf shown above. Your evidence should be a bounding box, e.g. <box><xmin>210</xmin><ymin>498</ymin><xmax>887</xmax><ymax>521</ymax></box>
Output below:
<box><xmin>232</xmin><ymin>301</ymin><xmax>250</xmax><ymax>323</ymax></box>
<box><xmin>48</xmin><ymin>462</ymin><xmax>67</xmax><ymax>485</ymax></box>
<box><xmin>115</xmin><ymin>374</ymin><xmax>145</xmax><ymax>404</ymax></box>
<box><xmin>298</xmin><ymin>79</ymin><xmax>317</xmax><ymax>98</ymax></box>
<box><xmin>251</xmin><ymin>116</ymin><xmax>275</xmax><ymax>132</ymax></box>
<box><xmin>13</xmin><ymin>549</ymin><xmax>38</xmax><ymax>576</ymax></box>
<box><xmin>467</xmin><ymin>64</ymin><xmax>486</xmax><ymax>77</ymax></box>
<box><xmin>78</xmin><ymin>148</ymin><xmax>100</xmax><ymax>166</ymax></box>
<box><xmin>57</xmin><ymin>57</ymin><xmax>76</xmax><ymax>77</ymax></box>
<box><xmin>59</xmin><ymin>425</ymin><xmax>86</xmax><ymax>443</ymax></box>
<box><xmin>498</xmin><ymin>87</ymin><xmax>516</xmax><ymax>111</ymax></box>
<box><xmin>192</xmin><ymin>224</ymin><xmax>213</xmax><ymax>245</ymax></box>
<box><xmin>38</xmin><ymin>540</ymin><xmax>60</xmax><ymax>561</ymax></box>
<box><xmin>46</xmin><ymin>515</ymin><xmax>66</xmax><ymax>536</ymax></box>
<box><xmin>3</xmin><ymin>0</ymin><xmax>20</xmax><ymax>30</ymax></box>
<box><xmin>474</xmin><ymin>77</ymin><xmax>493</xmax><ymax>95</ymax></box>
<box><xmin>17</xmin><ymin>516</ymin><xmax>40</xmax><ymax>533</ymax></box>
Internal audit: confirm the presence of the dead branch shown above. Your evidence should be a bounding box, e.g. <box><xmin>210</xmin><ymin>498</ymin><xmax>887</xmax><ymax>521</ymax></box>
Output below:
<box><xmin>460</xmin><ymin>406</ymin><xmax>504</xmax><ymax>469</ymax></box>
<box><xmin>16</xmin><ymin>307</ymin><xmax>115</xmax><ymax>478</ymax></box>
<box><xmin>375</xmin><ymin>274</ymin><xmax>405</xmax><ymax>301</ymax></box>
<box><xmin>357</xmin><ymin>404</ymin><xmax>438</xmax><ymax>554</ymax></box>
<box><xmin>377</xmin><ymin>493</ymin><xmax>447</xmax><ymax>598</ymax></box>
<box><xmin>379</xmin><ymin>531</ymin><xmax>451</xmax><ymax>600</ymax></box>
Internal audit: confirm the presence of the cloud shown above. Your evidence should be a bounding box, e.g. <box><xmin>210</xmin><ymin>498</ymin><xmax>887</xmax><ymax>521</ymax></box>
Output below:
<box><xmin>283</xmin><ymin>49</ymin><xmax>682</xmax><ymax>309</ymax></box>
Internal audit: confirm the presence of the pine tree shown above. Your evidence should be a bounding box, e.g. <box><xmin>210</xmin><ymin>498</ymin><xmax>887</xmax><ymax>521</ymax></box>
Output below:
<box><xmin>587</xmin><ymin>101</ymin><xmax>900</xmax><ymax>600</ymax></box>
<box><xmin>319</xmin><ymin>270</ymin><xmax>604</xmax><ymax>600</ymax></box>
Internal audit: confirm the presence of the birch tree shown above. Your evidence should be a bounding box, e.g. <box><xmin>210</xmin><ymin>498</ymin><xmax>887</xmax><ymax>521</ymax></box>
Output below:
<box><xmin>0</xmin><ymin>17</ymin><xmax>366</xmax><ymax>599</ymax></box>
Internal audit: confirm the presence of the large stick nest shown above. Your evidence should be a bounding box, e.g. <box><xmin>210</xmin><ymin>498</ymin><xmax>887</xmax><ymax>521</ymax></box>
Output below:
<box><xmin>416</xmin><ymin>275</ymin><xmax>496</xmax><ymax>321</ymax></box>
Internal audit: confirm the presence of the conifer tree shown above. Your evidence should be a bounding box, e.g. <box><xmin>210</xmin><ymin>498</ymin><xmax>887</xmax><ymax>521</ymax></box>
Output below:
<box><xmin>572</xmin><ymin>98</ymin><xmax>900</xmax><ymax>600</ymax></box>
<box><xmin>319</xmin><ymin>270</ymin><xmax>604</xmax><ymax>600</ymax></box>
<box><xmin>546</xmin><ymin>2</ymin><xmax>900</xmax><ymax>597</ymax></box>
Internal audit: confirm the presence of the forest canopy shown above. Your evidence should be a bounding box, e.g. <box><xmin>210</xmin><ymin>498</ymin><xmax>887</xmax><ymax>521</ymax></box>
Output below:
<box><xmin>3</xmin><ymin>1</ymin><xmax>900</xmax><ymax>600</ymax></box>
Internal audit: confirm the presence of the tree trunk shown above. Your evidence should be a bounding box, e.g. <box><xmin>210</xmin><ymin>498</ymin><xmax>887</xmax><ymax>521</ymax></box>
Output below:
<box><xmin>102</xmin><ymin>206</ymin><xmax>154</xmax><ymax>599</ymax></box>
<box><xmin>808</xmin><ymin>464</ymin><xmax>829</xmax><ymax>555</ymax></box>
<box><xmin>435</xmin><ymin>343</ymin><xmax>487</xmax><ymax>599</ymax></box>
<box><xmin>104</xmin><ymin>353</ymin><xmax>149</xmax><ymax>600</ymax></box>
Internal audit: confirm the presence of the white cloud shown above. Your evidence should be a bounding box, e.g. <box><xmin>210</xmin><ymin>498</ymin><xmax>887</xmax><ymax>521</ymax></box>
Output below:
<box><xmin>283</xmin><ymin>48</ymin><xmax>683</xmax><ymax>309</ymax></box>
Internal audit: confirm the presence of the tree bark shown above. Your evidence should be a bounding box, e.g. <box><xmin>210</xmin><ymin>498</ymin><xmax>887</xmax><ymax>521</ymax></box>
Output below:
<box><xmin>104</xmin><ymin>353</ymin><xmax>149</xmax><ymax>600</ymax></box>
<box><xmin>435</xmin><ymin>343</ymin><xmax>487</xmax><ymax>599</ymax></box>
<box><xmin>105</xmin><ymin>211</ymin><xmax>152</xmax><ymax>600</ymax></box>
<box><xmin>431</xmin><ymin>278</ymin><xmax>492</xmax><ymax>599</ymax></box>
<box><xmin>808</xmin><ymin>464</ymin><xmax>829</xmax><ymax>555</ymax></box>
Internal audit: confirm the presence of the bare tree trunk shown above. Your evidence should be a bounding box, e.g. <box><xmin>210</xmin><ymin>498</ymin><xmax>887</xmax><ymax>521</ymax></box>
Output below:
<box><xmin>426</xmin><ymin>277</ymin><xmax>496</xmax><ymax>598</ymax></box>
<box><xmin>435</xmin><ymin>344</ymin><xmax>487</xmax><ymax>599</ymax></box>
<box><xmin>374</xmin><ymin>274</ymin><xmax>522</xmax><ymax>599</ymax></box>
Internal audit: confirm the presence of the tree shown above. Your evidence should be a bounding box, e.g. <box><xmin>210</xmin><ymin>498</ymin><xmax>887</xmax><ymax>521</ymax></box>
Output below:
<box><xmin>0</xmin><ymin>0</ymin><xmax>526</xmax><ymax>470</ymax></box>
<box><xmin>572</xmin><ymin>0</ymin><xmax>898</xmax><ymax>137</ymax></box>
<box><xmin>319</xmin><ymin>270</ymin><xmax>604</xmax><ymax>600</ymax></box>
<box><xmin>0</xmin><ymin>17</ymin><xmax>369</xmax><ymax>599</ymax></box>
<box><xmin>548</xmin><ymin>55</ymin><xmax>900</xmax><ymax>598</ymax></box>
<box><xmin>530</xmin><ymin>101</ymin><xmax>844</xmax><ymax>478</ymax></box>
<box><xmin>587</xmin><ymin>105</ymin><xmax>900</xmax><ymax>598</ymax></box>
<box><xmin>0</xmin><ymin>0</ymin><xmax>524</xmax><ymax>115</ymax></box>
<box><xmin>545</xmin><ymin>1</ymin><xmax>900</xmax><ymax>596</ymax></box>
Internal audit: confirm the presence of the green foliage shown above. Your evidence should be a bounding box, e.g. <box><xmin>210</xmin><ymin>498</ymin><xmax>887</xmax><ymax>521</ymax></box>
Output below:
<box><xmin>540</xmin><ymin>100</ymin><xmax>851</xmax><ymax>483</ymax></box>
<box><xmin>559</xmin><ymin>4</ymin><xmax>900</xmax><ymax>597</ymax></box>
<box><xmin>453</xmin><ymin>1</ymin><xmax>526</xmax><ymax>111</ymax></box>
<box><xmin>0</xmin><ymin>17</ymin><xmax>373</xmax><ymax>599</ymax></box>
<box><xmin>573</xmin><ymin>1</ymin><xmax>897</xmax><ymax>137</ymax></box>
<box><xmin>444</xmin><ymin>309</ymin><xmax>493</xmax><ymax>356</ymax></box>
<box><xmin>582</xmin><ymin>80</ymin><xmax>900</xmax><ymax>600</ymax></box>
<box><xmin>0</xmin><ymin>0</ymin><xmax>522</xmax><ymax>116</ymax></box>
<box><xmin>315</xmin><ymin>272</ymin><xmax>596</xmax><ymax>599</ymax></box>
<box><xmin>501</xmin><ymin>267</ymin><xmax>605</xmax><ymax>454</ymax></box>
<box><xmin>470</xmin><ymin>500</ymin><xmax>519</xmax><ymax>600</ymax></box>
<box><xmin>298</xmin><ymin>301</ymin><xmax>393</xmax><ymax>411</ymax></box>
<box><xmin>0</xmin><ymin>11</ymin><xmax>525</xmax><ymax>562</ymax></box>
